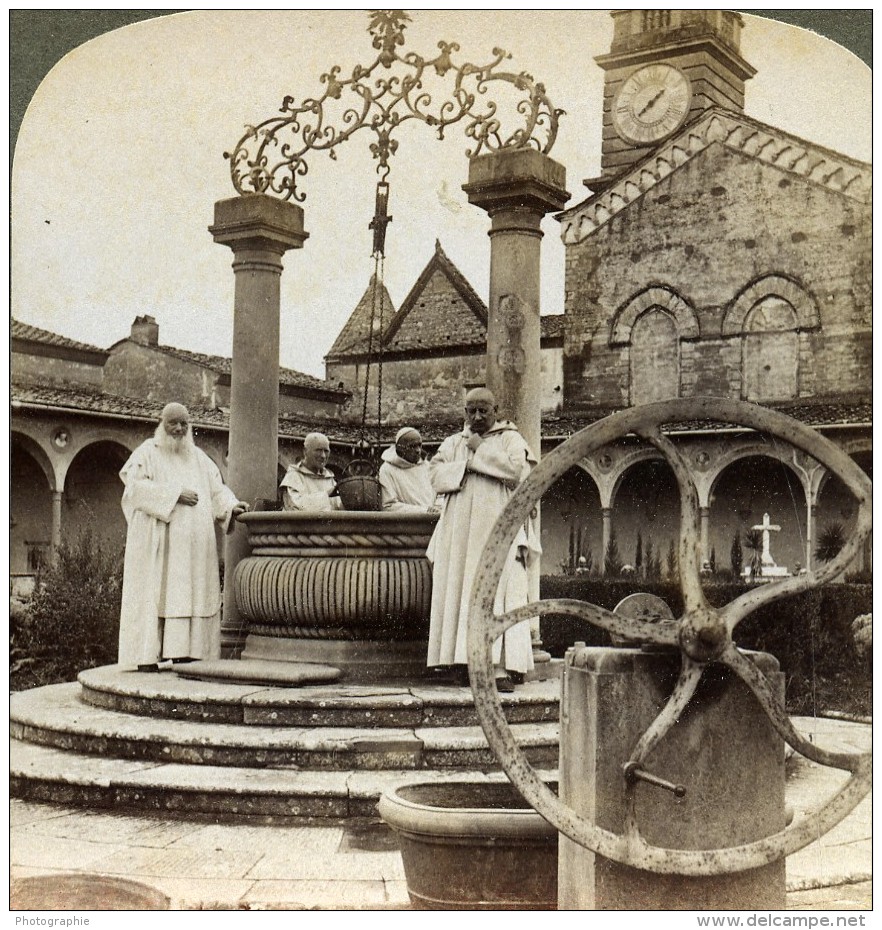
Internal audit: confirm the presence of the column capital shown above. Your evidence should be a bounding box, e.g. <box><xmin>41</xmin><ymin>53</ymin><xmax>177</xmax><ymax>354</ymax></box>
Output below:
<box><xmin>463</xmin><ymin>148</ymin><xmax>569</xmax><ymax>218</ymax></box>
<box><xmin>209</xmin><ymin>194</ymin><xmax>309</xmax><ymax>254</ymax></box>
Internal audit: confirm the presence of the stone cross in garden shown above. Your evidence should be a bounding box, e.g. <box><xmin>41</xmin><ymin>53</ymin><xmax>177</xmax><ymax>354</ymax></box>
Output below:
<box><xmin>752</xmin><ymin>512</ymin><xmax>781</xmax><ymax>566</ymax></box>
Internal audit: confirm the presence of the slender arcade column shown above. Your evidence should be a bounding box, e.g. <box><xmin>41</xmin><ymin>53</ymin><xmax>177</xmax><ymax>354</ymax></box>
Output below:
<box><xmin>699</xmin><ymin>506</ymin><xmax>710</xmax><ymax>565</ymax></box>
<box><xmin>50</xmin><ymin>490</ymin><xmax>63</xmax><ymax>561</ymax></box>
<box><xmin>600</xmin><ymin>508</ymin><xmax>612</xmax><ymax>577</ymax></box>
<box><xmin>210</xmin><ymin>194</ymin><xmax>308</xmax><ymax>656</ymax></box>
<box><xmin>464</xmin><ymin>150</ymin><xmax>569</xmax><ymax>662</ymax></box>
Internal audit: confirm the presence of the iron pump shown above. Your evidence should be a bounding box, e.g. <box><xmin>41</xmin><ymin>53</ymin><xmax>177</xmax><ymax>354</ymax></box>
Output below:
<box><xmin>467</xmin><ymin>398</ymin><xmax>871</xmax><ymax>909</ymax></box>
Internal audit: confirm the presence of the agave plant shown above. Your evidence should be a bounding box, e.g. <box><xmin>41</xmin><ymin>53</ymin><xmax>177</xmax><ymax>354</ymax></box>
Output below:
<box><xmin>815</xmin><ymin>522</ymin><xmax>846</xmax><ymax>563</ymax></box>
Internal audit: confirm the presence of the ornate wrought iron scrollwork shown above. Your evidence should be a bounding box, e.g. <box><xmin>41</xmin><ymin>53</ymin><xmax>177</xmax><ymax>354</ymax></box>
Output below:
<box><xmin>225</xmin><ymin>10</ymin><xmax>563</xmax><ymax>202</ymax></box>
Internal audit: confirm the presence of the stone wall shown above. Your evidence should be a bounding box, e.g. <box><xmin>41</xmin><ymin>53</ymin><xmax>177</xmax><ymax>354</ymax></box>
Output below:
<box><xmin>104</xmin><ymin>342</ymin><xmax>216</xmax><ymax>408</ymax></box>
<box><xmin>12</xmin><ymin>353</ymin><xmax>104</xmax><ymax>388</ymax></box>
<box><xmin>329</xmin><ymin>345</ymin><xmax>564</xmax><ymax>426</ymax></box>
<box><xmin>564</xmin><ymin>144</ymin><xmax>871</xmax><ymax>408</ymax></box>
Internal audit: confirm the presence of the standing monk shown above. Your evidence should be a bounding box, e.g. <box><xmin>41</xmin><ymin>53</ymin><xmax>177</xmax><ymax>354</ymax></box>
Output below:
<box><xmin>280</xmin><ymin>432</ymin><xmax>342</xmax><ymax>511</ymax></box>
<box><xmin>118</xmin><ymin>403</ymin><xmax>249</xmax><ymax>671</ymax></box>
<box><xmin>378</xmin><ymin>427</ymin><xmax>438</xmax><ymax>513</ymax></box>
<box><xmin>426</xmin><ymin>388</ymin><xmax>538</xmax><ymax>691</ymax></box>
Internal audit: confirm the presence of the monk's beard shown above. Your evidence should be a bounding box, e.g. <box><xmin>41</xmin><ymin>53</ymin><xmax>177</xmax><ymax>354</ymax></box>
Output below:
<box><xmin>154</xmin><ymin>424</ymin><xmax>195</xmax><ymax>456</ymax></box>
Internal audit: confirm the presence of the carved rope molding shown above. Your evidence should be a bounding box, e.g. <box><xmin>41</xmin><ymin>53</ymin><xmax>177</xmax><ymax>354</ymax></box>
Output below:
<box><xmin>561</xmin><ymin>111</ymin><xmax>871</xmax><ymax>245</ymax></box>
<box><xmin>247</xmin><ymin>532</ymin><xmax>434</xmax><ymax>549</ymax></box>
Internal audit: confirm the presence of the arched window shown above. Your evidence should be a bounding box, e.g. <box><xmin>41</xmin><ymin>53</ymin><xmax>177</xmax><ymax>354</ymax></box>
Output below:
<box><xmin>742</xmin><ymin>297</ymin><xmax>799</xmax><ymax>401</ymax></box>
<box><xmin>630</xmin><ymin>309</ymin><xmax>679</xmax><ymax>405</ymax></box>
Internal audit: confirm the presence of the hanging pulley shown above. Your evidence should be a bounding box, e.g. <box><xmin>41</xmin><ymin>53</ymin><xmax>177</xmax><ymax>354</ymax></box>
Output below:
<box><xmin>369</xmin><ymin>181</ymin><xmax>392</xmax><ymax>257</ymax></box>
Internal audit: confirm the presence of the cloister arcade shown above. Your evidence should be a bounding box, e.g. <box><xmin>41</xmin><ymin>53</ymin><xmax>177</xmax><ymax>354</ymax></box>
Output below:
<box><xmin>539</xmin><ymin>433</ymin><xmax>871</xmax><ymax>579</ymax></box>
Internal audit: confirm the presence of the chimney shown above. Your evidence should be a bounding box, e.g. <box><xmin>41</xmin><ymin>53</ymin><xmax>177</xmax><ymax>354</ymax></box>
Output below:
<box><xmin>130</xmin><ymin>315</ymin><xmax>159</xmax><ymax>346</ymax></box>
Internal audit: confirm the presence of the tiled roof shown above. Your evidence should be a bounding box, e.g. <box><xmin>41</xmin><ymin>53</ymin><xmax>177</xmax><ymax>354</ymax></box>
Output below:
<box><xmin>11</xmin><ymin>319</ymin><xmax>108</xmax><ymax>357</ymax></box>
<box><xmin>13</xmin><ymin>380</ymin><xmax>868</xmax><ymax>449</ymax></box>
<box><xmin>11</xmin><ymin>379</ymin><xmax>357</xmax><ymax>442</ymax></box>
<box><xmin>325</xmin><ymin>276</ymin><xmax>397</xmax><ymax>358</ymax></box>
<box><xmin>542</xmin><ymin>397</ymin><xmax>872</xmax><ymax>437</ymax></box>
<box><xmin>14</xmin><ymin>316</ymin><xmax>347</xmax><ymax>398</ymax></box>
<box><xmin>328</xmin><ymin>242</ymin><xmax>565</xmax><ymax>359</ymax></box>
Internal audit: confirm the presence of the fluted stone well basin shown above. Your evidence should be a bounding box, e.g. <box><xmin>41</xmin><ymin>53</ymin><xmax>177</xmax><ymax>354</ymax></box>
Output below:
<box><xmin>234</xmin><ymin>511</ymin><xmax>438</xmax><ymax>682</ymax></box>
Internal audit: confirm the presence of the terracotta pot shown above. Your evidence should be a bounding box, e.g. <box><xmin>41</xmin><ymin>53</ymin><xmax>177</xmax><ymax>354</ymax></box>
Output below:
<box><xmin>379</xmin><ymin>780</ymin><xmax>559</xmax><ymax>910</ymax></box>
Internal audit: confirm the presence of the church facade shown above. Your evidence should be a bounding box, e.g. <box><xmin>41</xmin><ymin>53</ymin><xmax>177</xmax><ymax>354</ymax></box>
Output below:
<box><xmin>542</xmin><ymin>10</ymin><xmax>870</xmax><ymax>578</ymax></box>
<box><xmin>322</xmin><ymin>12</ymin><xmax>870</xmax><ymax>579</ymax></box>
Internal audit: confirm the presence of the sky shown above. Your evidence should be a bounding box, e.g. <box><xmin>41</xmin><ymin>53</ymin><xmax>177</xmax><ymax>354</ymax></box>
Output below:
<box><xmin>11</xmin><ymin>10</ymin><xmax>872</xmax><ymax>379</ymax></box>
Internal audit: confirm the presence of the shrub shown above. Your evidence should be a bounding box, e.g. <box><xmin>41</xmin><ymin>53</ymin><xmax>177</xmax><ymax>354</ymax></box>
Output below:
<box><xmin>19</xmin><ymin>528</ymin><xmax>123</xmax><ymax>684</ymax></box>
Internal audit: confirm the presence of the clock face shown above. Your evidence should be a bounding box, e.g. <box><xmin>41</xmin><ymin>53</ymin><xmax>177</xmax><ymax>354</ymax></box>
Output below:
<box><xmin>612</xmin><ymin>64</ymin><xmax>692</xmax><ymax>145</ymax></box>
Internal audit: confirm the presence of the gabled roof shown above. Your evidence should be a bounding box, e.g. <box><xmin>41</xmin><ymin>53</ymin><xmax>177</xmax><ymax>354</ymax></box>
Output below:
<box><xmin>382</xmin><ymin>240</ymin><xmax>488</xmax><ymax>353</ymax></box>
<box><xmin>326</xmin><ymin>240</ymin><xmax>565</xmax><ymax>359</ymax></box>
<box><xmin>12</xmin><ymin>318</ymin><xmax>108</xmax><ymax>360</ymax></box>
<box><xmin>325</xmin><ymin>275</ymin><xmax>397</xmax><ymax>358</ymax></box>
<box><xmin>559</xmin><ymin>107</ymin><xmax>871</xmax><ymax>246</ymax></box>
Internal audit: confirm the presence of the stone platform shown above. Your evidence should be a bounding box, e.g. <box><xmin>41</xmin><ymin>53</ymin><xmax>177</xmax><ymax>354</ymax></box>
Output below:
<box><xmin>10</xmin><ymin>664</ymin><xmax>561</xmax><ymax>820</ymax></box>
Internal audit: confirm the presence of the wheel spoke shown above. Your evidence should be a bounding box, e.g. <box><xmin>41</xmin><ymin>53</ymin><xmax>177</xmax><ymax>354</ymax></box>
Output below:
<box><xmin>464</xmin><ymin>397</ymin><xmax>872</xmax><ymax>877</ymax></box>
<box><xmin>622</xmin><ymin>656</ymin><xmax>702</xmax><ymax>846</ymax></box>
<box><xmin>719</xmin><ymin>643</ymin><xmax>865</xmax><ymax>772</ymax></box>
<box><xmin>629</xmin><ymin>655</ymin><xmax>703</xmax><ymax>766</ymax></box>
<box><xmin>490</xmin><ymin>598</ymin><xmax>678</xmax><ymax>647</ymax></box>
<box><xmin>636</xmin><ymin>425</ymin><xmax>707</xmax><ymax>613</ymax></box>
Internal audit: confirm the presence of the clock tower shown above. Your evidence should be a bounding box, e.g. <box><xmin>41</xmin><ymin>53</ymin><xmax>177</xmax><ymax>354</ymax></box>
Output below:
<box><xmin>594</xmin><ymin>10</ymin><xmax>756</xmax><ymax>183</ymax></box>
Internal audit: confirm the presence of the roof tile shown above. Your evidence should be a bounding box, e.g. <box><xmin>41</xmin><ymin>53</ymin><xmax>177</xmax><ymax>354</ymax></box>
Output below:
<box><xmin>12</xmin><ymin>319</ymin><xmax>108</xmax><ymax>356</ymax></box>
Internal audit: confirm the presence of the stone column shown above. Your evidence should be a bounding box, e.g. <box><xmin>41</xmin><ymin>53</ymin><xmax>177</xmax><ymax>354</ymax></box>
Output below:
<box><xmin>50</xmin><ymin>490</ymin><xmax>63</xmax><ymax>562</ymax></box>
<box><xmin>210</xmin><ymin>194</ymin><xmax>308</xmax><ymax>656</ymax></box>
<box><xmin>463</xmin><ymin>149</ymin><xmax>568</xmax><ymax>456</ymax></box>
<box><xmin>464</xmin><ymin>149</ymin><xmax>569</xmax><ymax>664</ymax></box>
<box><xmin>601</xmin><ymin>508</ymin><xmax>612</xmax><ymax>577</ymax></box>
<box><xmin>699</xmin><ymin>506</ymin><xmax>710</xmax><ymax>565</ymax></box>
<box><xmin>805</xmin><ymin>502</ymin><xmax>817</xmax><ymax>573</ymax></box>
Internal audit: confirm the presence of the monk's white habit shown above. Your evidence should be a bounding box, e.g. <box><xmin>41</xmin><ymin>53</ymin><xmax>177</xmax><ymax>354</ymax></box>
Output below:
<box><xmin>280</xmin><ymin>462</ymin><xmax>341</xmax><ymax>511</ymax></box>
<box><xmin>118</xmin><ymin>437</ymin><xmax>239</xmax><ymax>666</ymax></box>
<box><xmin>426</xmin><ymin>421</ymin><xmax>539</xmax><ymax>674</ymax></box>
<box><xmin>378</xmin><ymin>446</ymin><xmax>436</xmax><ymax>512</ymax></box>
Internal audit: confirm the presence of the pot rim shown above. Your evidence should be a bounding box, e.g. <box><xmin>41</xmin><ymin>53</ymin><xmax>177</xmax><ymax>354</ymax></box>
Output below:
<box><xmin>378</xmin><ymin>783</ymin><xmax>558</xmax><ymax>840</ymax></box>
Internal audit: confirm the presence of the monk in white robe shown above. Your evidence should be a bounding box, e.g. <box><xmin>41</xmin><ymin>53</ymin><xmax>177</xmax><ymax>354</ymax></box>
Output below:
<box><xmin>426</xmin><ymin>388</ymin><xmax>538</xmax><ymax>690</ymax></box>
<box><xmin>280</xmin><ymin>432</ymin><xmax>342</xmax><ymax>511</ymax></box>
<box><xmin>378</xmin><ymin>427</ymin><xmax>438</xmax><ymax>513</ymax></box>
<box><xmin>118</xmin><ymin>403</ymin><xmax>248</xmax><ymax>670</ymax></box>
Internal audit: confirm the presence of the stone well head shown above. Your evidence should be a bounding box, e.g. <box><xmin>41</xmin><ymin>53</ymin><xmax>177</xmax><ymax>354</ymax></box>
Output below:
<box><xmin>233</xmin><ymin>510</ymin><xmax>438</xmax><ymax>682</ymax></box>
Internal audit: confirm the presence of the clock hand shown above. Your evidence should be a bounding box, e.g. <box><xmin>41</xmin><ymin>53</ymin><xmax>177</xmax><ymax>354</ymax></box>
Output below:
<box><xmin>638</xmin><ymin>88</ymin><xmax>665</xmax><ymax>118</ymax></box>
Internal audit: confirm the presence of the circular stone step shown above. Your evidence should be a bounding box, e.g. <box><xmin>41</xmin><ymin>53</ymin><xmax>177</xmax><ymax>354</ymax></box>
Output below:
<box><xmin>11</xmin><ymin>682</ymin><xmax>560</xmax><ymax>771</ymax></box>
<box><xmin>175</xmin><ymin>658</ymin><xmax>343</xmax><ymax>686</ymax></box>
<box><xmin>10</xmin><ymin>737</ymin><xmax>558</xmax><ymax>820</ymax></box>
<box><xmin>78</xmin><ymin>665</ymin><xmax>561</xmax><ymax>728</ymax></box>
<box><xmin>11</xmin><ymin>873</ymin><xmax>170</xmax><ymax>910</ymax></box>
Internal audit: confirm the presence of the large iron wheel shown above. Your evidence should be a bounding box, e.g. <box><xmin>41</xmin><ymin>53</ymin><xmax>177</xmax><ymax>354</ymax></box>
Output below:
<box><xmin>467</xmin><ymin>398</ymin><xmax>871</xmax><ymax>875</ymax></box>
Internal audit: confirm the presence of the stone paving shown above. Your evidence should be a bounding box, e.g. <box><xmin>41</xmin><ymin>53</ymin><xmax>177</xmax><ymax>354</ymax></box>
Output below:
<box><xmin>9</xmin><ymin>716</ymin><xmax>871</xmax><ymax>912</ymax></box>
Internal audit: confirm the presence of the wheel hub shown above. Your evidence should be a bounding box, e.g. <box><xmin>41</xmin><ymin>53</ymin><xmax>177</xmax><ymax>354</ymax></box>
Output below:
<box><xmin>679</xmin><ymin>608</ymin><xmax>728</xmax><ymax>662</ymax></box>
